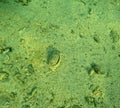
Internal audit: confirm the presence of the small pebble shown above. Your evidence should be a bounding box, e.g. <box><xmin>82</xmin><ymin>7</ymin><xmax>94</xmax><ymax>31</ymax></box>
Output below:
<box><xmin>0</xmin><ymin>71</ymin><xmax>9</xmax><ymax>82</ymax></box>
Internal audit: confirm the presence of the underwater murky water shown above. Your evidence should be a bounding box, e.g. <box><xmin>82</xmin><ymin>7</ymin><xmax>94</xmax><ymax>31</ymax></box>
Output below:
<box><xmin>0</xmin><ymin>0</ymin><xmax>120</xmax><ymax>108</ymax></box>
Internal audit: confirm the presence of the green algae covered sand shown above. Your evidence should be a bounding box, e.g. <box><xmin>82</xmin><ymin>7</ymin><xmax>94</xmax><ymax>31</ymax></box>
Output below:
<box><xmin>0</xmin><ymin>0</ymin><xmax>120</xmax><ymax>108</ymax></box>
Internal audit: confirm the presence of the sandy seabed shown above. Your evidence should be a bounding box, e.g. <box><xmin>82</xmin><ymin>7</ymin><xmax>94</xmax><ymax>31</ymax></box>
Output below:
<box><xmin>0</xmin><ymin>0</ymin><xmax>120</xmax><ymax>108</ymax></box>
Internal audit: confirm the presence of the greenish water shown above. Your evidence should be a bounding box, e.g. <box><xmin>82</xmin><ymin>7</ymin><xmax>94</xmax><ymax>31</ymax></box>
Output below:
<box><xmin>0</xmin><ymin>0</ymin><xmax>120</xmax><ymax>108</ymax></box>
